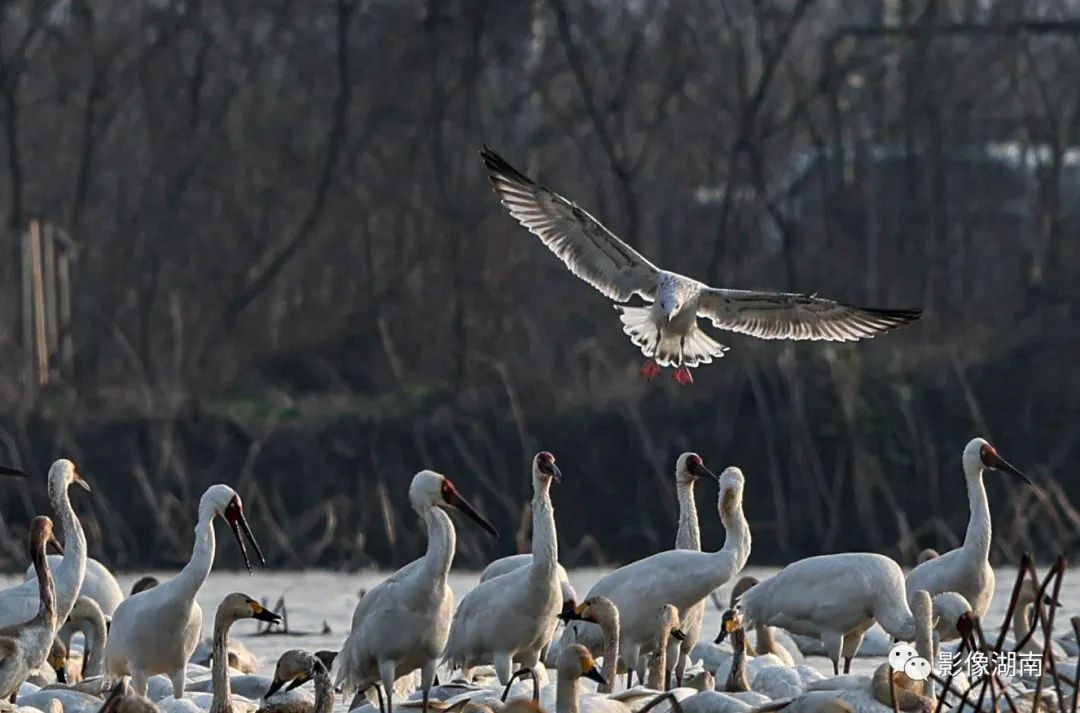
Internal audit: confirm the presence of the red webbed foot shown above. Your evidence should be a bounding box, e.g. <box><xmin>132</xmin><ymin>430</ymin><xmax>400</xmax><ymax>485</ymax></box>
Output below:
<box><xmin>673</xmin><ymin>367</ymin><xmax>694</xmax><ymax>385</ymax></box>
<box><xmin>639</xmin><ymin>360</ymin><xmax>663</xmax><ymax>380</ymax></box>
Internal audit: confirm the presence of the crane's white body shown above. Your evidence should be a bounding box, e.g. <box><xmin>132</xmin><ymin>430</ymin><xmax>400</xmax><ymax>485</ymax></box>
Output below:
<box><xmin>480</xmin><ymin>554</ymin><xmax>577</xmax><ymax>605</ymax></box>
<box><xmin>672</xmin><ymin>454</ymin><xmax>707</xmax><ymax>683</ymax></box>
<box><xmin>336</xmin><ymin>484</ymin><xmax>457</xmax><ymax>697</ymax></box>
<box><xmin>444</xmin><ymin>457</ymin><xmax>562</xmax><ymax>683</ymax></box>
<box><xmin>736</xmin><ymin>553</ymin><xmax>970</xmax><ymax>672</ymax></box>
<box><xmin>24</xmin><ymin>557</ymin><xmax>123</xmax><ymax>618</ymax></box>
<box><xmin>905</xmin><ymin>438</ymin><xmax>1012</xmax><ymax>618</ymax></box>
<box><xmin>336</xmin><ymin>470</ymin><xmax>497</xmax><ymax>713</ymax></box>
<box><xmin>0</xmin><ymin>461</ymin><xmax>87</xmax><ymax>629</ymax></box>
<box><xmin>105</xmin><ymin>485</ymin><xmax>244</xmax><ymax>698</ymax></box>
<box><xmin>556</xmin><ymin>467</ymin><xmax>750</xmax><ymax>680</ymax></box>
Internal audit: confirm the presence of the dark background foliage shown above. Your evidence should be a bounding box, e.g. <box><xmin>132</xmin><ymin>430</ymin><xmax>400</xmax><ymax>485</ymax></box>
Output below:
<box><xmin>0</xmin><ymin>0</ymin><xmax>1077</xmax><ymax>571</ymax></box>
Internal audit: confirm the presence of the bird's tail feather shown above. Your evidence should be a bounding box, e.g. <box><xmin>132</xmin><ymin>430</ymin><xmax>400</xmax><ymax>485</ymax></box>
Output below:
<box><xmin>617</xmin><ymin>305</ymin><xmax>728</xmax><ymax>367</ymax></box>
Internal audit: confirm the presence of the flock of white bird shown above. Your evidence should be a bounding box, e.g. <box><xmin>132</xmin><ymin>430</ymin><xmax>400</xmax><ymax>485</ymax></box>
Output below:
<box><xmin>0</xmin><ymin>434</ymin><xmax>1061</xmax><ymax>713</ymax></box>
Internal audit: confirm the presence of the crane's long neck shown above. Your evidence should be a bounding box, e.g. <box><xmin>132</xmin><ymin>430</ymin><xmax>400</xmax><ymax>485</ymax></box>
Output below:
<box><xmin>528</xmin><ymin>479</ymin><xmax>557</xmax><ymax>579</ymax></box>
<box><xmin>172</xmin><ymin>506</ymin><xmax>217</xmax><ymax>602</ymax></box>
<box><xmin>556</xmin><ymin>670</ymin><xmax>580</xmax><ymax>713</ymax></box>
<box><xmin>675</xmin><ymin>479</ymin><xmax>701</xmax><ymax>551</ymax></box>
<box><xmin>419</xmin><ymin>506</ymin><xmax>456</xmax><ymax>583</ymax></box>
<box><xmin>710</xmin><ymin>490</ymin><xmax>751</xmax><ymax>585</ymax></box>
<box><xmin>875</xmin><ymin>594</ymin><xmax>918</xmax><ymax>643</ymax></box>
<box><xmin>597</xmin><ymin>615</ymin><xmax>619</xmax><ymax>694</ymax></box>
<box><xmin>77</xmin><ymin>600</ymin><xmax>107</xmax><ymax>677</ymax></box>
<box><xmin>209</xmin><ymin>610</ymin><xmax>236</xmax><ymax>713</ymax></box>
<box><xmin>312</xmin><ymin>660</ymin><xmax>334</xmax><ymax>713</ymax></box>
<box><xmin>963</xmin><ymin>472</ymin><xmax>992</xmax><ymax>562</ymax></box>
<box><xmin>50</xmin><ymin>479</ymin><xmax>86</xmax><ymax>622</ymax></box>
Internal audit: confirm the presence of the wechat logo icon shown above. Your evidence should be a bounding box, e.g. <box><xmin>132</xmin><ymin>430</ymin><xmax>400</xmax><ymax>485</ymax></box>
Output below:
<box><xmin>888</xmin><ymin>642</ymin><xmax>931</xmax><ymax>681</ymax></box>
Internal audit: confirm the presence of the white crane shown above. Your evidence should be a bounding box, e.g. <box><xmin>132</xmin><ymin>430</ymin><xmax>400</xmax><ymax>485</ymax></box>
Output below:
<box><xmin>733</xmin><ymin>553</ymin><xmax>976</xmax><ymax>675</ymax></box>
<box><xmin>444</xmin><ymin>452</ymin><xmax>564</xmax><ymax>684</ymax></box>
<box><xmin>905</xmin><ymin>437</ymin><xmax>1030</xmax><ymax>618</ymax></box>
<box><xmin>155</xmin><ymin>593</ymin><xmax>280</xmax><ymax>713</ymax></box>
<box><xmin>479</xmin><ymin>549</ymin><xmax>577</xmax><ymax>664</ymax></box>
<box><xmin>671</xmin><ymin>453</ymin><xmax>716</xmax><ymax>684</ymax></box>
<box><xmin>105</xmin><ymin>484</ymin><xmax>265</xmax><ymax>698</ymax></box>
<box><xmin>0</xmin><ymin>460</ymin><xmax>88</xmax><ymax>629</ymax></box>
<box><xmin>479</xmin><ymin>555</ymin><xmax>577</xmax><ymax>611</ymax></box>
<box><xmin>335</xmin><ymin>470</ymin><xmax>498</xmax><ymax>713</ymax></box>
<box><xmin>479</xmin><ymin>146</ymin><xmax>920</xmax><ymax>385</ymax></box>
<box><xmin>555</xmin><ymin>465</ymin><xmax>750</xmax><ymax>688</ymax></box>
<box><xmin>0</xmin><ymin>516</ymin><xmax>62</xmax><ymax>699</ymax></box>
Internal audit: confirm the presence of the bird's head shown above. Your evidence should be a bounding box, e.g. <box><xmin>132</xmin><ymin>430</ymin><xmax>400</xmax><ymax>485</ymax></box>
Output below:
<box><xmin>677</xmin><ymin>452</ymin><xmax>717</xmax><ymax>485</ymax></box>
<box><xmin>962</xmin><ymin>438</ymin><xmax>1030</xmax><ymax>486</ymax></box>
<box><xmin>409</xmin><ymin>471</ymin><xmax>498</xmax><ymax>537</ymax></box>
<box><xmin>659</xmin><ymin>295</ymin><xmax>683</xmax><ymax>322</ymax></box>
<box><xmin>533</xmin><ymin>451</ymin><xmax>561</xmax><ymax>486</ymax></box>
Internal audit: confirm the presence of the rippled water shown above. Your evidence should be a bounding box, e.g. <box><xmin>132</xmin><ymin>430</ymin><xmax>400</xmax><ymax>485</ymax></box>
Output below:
<box><xmin>6</xmin><ymin>565</ymin><xmax>1074</xmax><ymax>708</ymax></box>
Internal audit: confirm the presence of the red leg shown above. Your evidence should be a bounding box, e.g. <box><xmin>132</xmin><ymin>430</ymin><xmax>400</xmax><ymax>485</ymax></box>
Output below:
<box><xmin>639</xmin><ymin>360</ymin><xmax>662</xmax><ymax>380</ymax></box>
<box><xmin>673</xmin><ymin>367</ymin><xmax>694</xmax><ymax>385</ymax></box>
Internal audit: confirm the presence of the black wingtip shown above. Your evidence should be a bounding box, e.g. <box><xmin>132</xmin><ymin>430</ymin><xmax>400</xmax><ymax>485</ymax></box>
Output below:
<box><xmin>478</xmin><ymin>145</ymin><xmax>533</xmax><ymax>186</ymax></box>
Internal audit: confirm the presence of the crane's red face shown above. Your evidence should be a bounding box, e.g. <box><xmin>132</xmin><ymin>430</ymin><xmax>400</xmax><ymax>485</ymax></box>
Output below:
<box><xmin>978</xmin><ymin>443</ymin><xmax>1031</xmax><ymax>485</ymax></box>
<box><xmin>535</xmin><ymin>451</ymin><xmax>561</xmax><ymax>482</ymax></box>
<box><xmin>685</xmin><ymin>453</ymin><xmax>717</xmax><ymax>481</ymax></box>
<box><xmin>224</xmin><ymin>496</ymin><xmax>266</xmax><ymax>574</ymax></box>
<box><xmin>440</xmin><ymin>478</ymin><xmax>498</xmax><ymax>537</ymax></box>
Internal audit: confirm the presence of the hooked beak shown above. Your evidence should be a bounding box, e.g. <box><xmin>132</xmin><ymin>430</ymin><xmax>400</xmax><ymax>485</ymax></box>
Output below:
<box><xmin>251</xmin><ymin>601</ymin><xmax>282</xmax><ymax>625</ymax></box>
<box><xmin>0</xmin><ymin>465</ymin><xmax>28</xmax><ymax>478</ymax></box>
<box><xmin>225</xmin><ymin>501</ymin><xmax>266</xmax><ymax>574</ymax></box>
<box><xmin>988</xmin><ymin>453</ymin><xmax>1032</xmax><ymax>486</ymax></box>
<box><xmin>444</xmin><ymin>490</ymin><xmax>498</xmax><ymax>537</ymax></box>
<box><xmin>584</xmin><ymin>667</ymin><xmax>607</xmax><ymax>686</ymax></box>
<box><xmin>672</xmin><ymin>629</ymin><xmax>687</xmax><ymax>641</ymax></box>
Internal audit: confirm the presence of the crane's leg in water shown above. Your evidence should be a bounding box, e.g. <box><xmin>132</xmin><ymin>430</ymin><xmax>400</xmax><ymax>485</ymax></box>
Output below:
<box><xmin>494</xmin><ymin>652</ymin><xmax>513</xmax><ymax>686</ymax></box>
<box><xmin>171</xmin><ymin>668</ymin><xmax>186</xmax><ymax>698</ymax></box>
<box><xmin>379</xmin><ymin>660</ymin><xmax>396</xmax><ymax>713</ymax></box>
<box><xmin>822</xmin><ymin>631</ymin><xmax>844</xmax><ymax>677</ymax></box>
<box><xmin>420</xmin><ymin>660</ymin><xmax>436</xmax><ymax>713</ymax></box>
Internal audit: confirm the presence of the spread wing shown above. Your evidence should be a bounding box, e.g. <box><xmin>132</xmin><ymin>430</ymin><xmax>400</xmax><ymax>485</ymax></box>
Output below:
<box><xmin>697</xmin><ymin>287</ymin><xmax>920</xmax><ymax>341</ymax></box>
<box><xmin>480</xmin><ymin>146</ymin><xmax>659</xmax><ymax>302</ymax></box>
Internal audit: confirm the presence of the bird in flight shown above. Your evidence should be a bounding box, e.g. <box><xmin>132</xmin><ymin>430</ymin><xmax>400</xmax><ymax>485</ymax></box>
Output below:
<box><xmin>480</xmin><ymin>146</ymin><xmax>920</xmax><ymax>385</ymax></box>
